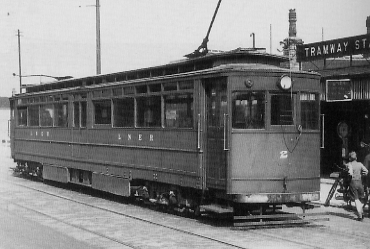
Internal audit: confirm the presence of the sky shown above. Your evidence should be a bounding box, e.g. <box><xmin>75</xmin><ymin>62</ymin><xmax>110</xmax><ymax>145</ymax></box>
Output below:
<box><xmin>1</xmin><ymin>0</ymin><xmax>369</xmax><ymax>97</ymax></box>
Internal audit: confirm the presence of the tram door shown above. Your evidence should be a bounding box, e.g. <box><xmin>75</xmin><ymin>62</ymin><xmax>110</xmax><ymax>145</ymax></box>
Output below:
<box><xmin>204</xmin><ymin>78</ymin><xmax>228</xmax><ymax>189</ymax></box>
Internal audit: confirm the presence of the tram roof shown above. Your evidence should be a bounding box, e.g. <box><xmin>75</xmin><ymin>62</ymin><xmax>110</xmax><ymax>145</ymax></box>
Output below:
<box><xmin>21</xmin><ymin>48</ymin><xmax>290</xmax><ymax>95</ymax></box>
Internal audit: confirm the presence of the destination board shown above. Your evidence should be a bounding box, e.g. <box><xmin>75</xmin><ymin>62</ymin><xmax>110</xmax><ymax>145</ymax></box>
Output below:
<box><xmin>297</xmin><ymin>34</ymin><xmax>370</xmax><ymax>62</ymax></box>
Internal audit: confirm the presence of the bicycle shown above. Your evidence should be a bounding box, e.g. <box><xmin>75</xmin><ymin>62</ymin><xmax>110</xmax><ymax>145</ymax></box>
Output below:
<box><xmin>325</xmin><ymin>163</ymin><xmax>354</xmax><ymax>207</ymax></box>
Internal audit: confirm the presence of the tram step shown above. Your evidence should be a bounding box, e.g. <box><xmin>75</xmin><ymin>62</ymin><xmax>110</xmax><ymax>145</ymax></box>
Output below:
<box><xmin>234</xmin><ymin>212</ymin><xmax>329</xmax><ymax>228</ymax></box>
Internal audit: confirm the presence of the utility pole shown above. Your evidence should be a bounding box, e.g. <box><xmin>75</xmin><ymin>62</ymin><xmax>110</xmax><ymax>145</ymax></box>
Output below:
<box><xmin>17</xmin><ymin>29</ymin><xmax>22</xmax><ymax>93</ymax></box>
<box><xmin>96</xmin><ymin>0</ymin><xmax>101</xmax><ymax>75</ymax></box>
<box><xmin>270</xmin><ymin>24</ymin><xmax>272</xmax><ymax>53</ymax></box>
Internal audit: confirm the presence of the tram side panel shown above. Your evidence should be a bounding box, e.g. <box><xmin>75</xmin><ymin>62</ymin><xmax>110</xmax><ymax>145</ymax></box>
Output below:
<box><xmin>12</xmin><ymin>126</ymin><xmax>201</xmax><ymax>190</ymax></box>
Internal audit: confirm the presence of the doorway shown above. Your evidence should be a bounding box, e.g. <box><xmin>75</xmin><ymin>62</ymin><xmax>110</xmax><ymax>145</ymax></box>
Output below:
<box><xmin>321</xmin><ymin>100</ymin><xmax>370</xmax><ymax>175</ymax></box>
<box><xmin>204</xmin><ymin>78</ymin><xmax>228</xmax><ymax>189</ymax></box>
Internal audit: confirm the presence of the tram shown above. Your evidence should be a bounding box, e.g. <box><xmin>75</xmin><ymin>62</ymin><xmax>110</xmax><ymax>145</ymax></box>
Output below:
<box><xmin>9</xmin><ymin>48</ymin><xmax>321</xmax><ymax>218</ymax></box>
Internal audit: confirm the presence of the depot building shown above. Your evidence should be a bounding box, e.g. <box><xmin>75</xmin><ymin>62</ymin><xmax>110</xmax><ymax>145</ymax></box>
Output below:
<box><xmin>297</xmin><ymin>17</ymin><xmax>370</xmax><ymax>175</ymax></box>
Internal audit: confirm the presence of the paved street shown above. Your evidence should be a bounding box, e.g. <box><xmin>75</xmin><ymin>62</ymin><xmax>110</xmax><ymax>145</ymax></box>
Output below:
<box><xmin>0</xmin><ymin>209</ymin><xmax>103</xmax><ymax>249</ymax></box>
<box><xmin>0</xmin><ymin>145</ymin><xmax>105</xmax><ymax>249</ymax></box>
<box><xmin>0</xmin><ymin>144</ymin><xmax>370</xmax><ymax>249</ymax></box>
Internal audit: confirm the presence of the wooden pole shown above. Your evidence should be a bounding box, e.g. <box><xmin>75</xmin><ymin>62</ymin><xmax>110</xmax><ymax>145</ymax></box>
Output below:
<box><xmin>96</xmin><ymin>0</ymin><xmax>101</xmax><ymax>74</ymax></box>
<box><xmin>17</xmin><ymin>29</ymin><xmax>22</xmax><ymax>93</ymax></box>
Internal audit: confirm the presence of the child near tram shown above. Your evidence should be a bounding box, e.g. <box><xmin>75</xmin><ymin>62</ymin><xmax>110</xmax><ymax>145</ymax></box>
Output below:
<box><xmin>347</xmin><ymin>151</ymin><xmax>368</xmax><ymax>221</ymax></box>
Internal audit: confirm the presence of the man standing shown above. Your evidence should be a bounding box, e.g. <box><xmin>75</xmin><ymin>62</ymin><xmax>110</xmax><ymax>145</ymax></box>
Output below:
<box><xmin>348</xmin><ymin>151</ymin><xmax>368</xmax><ymax>221</ymax></box>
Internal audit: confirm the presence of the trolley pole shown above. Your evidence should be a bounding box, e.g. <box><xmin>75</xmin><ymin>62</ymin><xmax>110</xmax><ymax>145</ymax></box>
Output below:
<box><xmin>17</xmin><ymin>29</ymin><xmax>22</xmax><ymax>93</ymax></box>
<box><xmin>96</xmin><ymin>0</ymin><xmax>101</xmax><ymax>75</ymax></box>
<box><xmin>250</xmin><ymin>33</ymin><xmax>255</xmax><ymax>49</ymax></box>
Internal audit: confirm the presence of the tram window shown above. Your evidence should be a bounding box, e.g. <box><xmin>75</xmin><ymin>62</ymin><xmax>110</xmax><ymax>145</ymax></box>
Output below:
<box><xmin>40</xmin><ymin>104</ymin><xmax>54</xmax><ymax>127</ymax></box>
<box><xmin>113</xmin><ymin>88</ymin><xmax>123</xmax><ymax>96</ymax></box>
<box><xmin>207</xmin><ymin>83</ymin><xmax>227</xmax><ymax>128</ymax></box>
<box><xmin>102</xmin><ymin>89</ymin><xmax>111</xmax><ymax>97</ymax></box>
<box><xmin>28</xmin><ymin>105</ymin><xmax>40</xmax><ymax>127</ymax></box>
<box><xmin>94</xmin><ymin>100</ymin><xmax>111</xmax><ymax>125</ymax></box>
<box><xmin>137</xmin><ymin>96</ymin><xmax>161</xmax><ymax>127</ymax></box>
<box><xmin>149</xmin><ymin>84</ymin><xmax>161</xmax><ymax>93</ymax></box>
<box><xmin>113</xmin><ymin>98</ymin><xmax>134</xmax><ymax>127</ymax></box>
<box><xmin>74</xmin><ymin>102</ymin><xmax>80</xmax><ymax>127</ymax></box>
<box><xmin>136</xmin><ymin>85</ymin><xmax>147</xmax><ymax>94</ymax></box>
<box><xmin>81</xmin><ymin>102</ymin><xmax>87</xmax><ymax>127</ymax></box>
<box><xmin>271</xmin><ymin>94</ymin><xmax>294</xmax><ymax>125</ymax></box>
<box><xmin>93</xmin><ymin>90</ymin><xmax>102</xmax><ymax>98</ymax></box>
<box><xmin>11</xmin><ymin>102</ymin><xmax>14</xmax><ymax>120</ymax></box>
<box><xmin>54</xmin><ymin>103</ymin><xmax>68</xmax><ymax>127</ymax></box>
<box><xmin>300</xmin><ymin>93</ymin><xmax>319</xmax><ymax>130</ymax></box>
<box><xmin>17</xmin><ymin>107</ymin><xmax>27</xmax><ymax>126</ymax></box>
<box><xmin>163</xmin><ymin>82</ymin><xmax>177</xmax><ymax>91</ymax></box>
<box><xmin>164</xmin><ymin>94</ymin><xmax>193</xmax><ymax>128</ymax></box>
<box><xmin>179</xmin><ymin>81</ymin><xmax>193</xmax><ymax>90</ymax></box>
<box><xmin>123</xmin><ymin>86</ymin><xmax>135</xmax><ymax>95</ymax></box>
<box><xmin>232</xmin><ymin>92</ymin><xmax>265</xmax><ymax>129</ymax></box>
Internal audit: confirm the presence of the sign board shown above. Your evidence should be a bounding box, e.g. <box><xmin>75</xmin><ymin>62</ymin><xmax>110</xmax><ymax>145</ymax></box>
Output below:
<box><xmin>326</xmin><ymin>79</ymin><xmax>351</xmax><ymax>102</ymax></box>
<box><xmin>297</xmin><ymin>34</ymin><xmax>370</xmax><ymax>62</ymax></box>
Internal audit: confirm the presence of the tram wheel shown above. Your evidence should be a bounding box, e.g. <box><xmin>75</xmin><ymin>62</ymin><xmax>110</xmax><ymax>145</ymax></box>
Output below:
<box><xmin>194</xmin><ymin>205</ymin><xmax>201</xmax><ymax>218</ymax></box>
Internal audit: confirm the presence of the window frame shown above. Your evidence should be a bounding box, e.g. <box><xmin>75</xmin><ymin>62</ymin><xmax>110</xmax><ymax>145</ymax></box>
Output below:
<box><xmin>269</xmin><ymin>92</ymin><xmax>297</xmax><ymax>127</ymax></box>
<box><xmin>231</xmin><ymin>91</ymin><xmax>266</xmax><ymax>130</ymax></box>
<box><xmin>93</xmin><ymin>99</ymin><xmax>112</xmax><ymax>126</ymax></box>
<box><xmin>54</xmin><ymin>101</ymin><xmax>69</xmax><ymax>128</ymax></box>
<box><xmin>163</xmin><ymin>93</ymin><xmax>194</xmax><ymax>129</ymax></box>
<box><xmin>299</xmin><ymin>92</ymin><xmax>320</xmax><ymax>130</ymax></box>
<box><xmin>17</xmin><ymin>106</ymin><xmax>28</xmax><ymax>126</ymax></box>
<box><xmin>112</xmin><ymin>97</ymin><xmax>135</xmax><ymax>128</ymax></box>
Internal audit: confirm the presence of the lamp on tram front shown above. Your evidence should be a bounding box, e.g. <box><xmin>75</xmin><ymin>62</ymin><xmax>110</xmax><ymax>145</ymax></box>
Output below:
<box><xmin>277</xmin><ymin>75</ymin><xmax>292</xmax><ymax>90</ymax></box>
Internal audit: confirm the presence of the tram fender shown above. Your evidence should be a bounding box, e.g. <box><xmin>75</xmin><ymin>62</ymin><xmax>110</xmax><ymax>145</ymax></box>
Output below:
<box><xmin>43</xmin><ymin>164</ymin><xmax>69</xmax><ymax>183</ymax></box>
<box><xmin>234</xmin><ymin>192</ymin><xmax>320</xmax><ymax>203</ymax></box>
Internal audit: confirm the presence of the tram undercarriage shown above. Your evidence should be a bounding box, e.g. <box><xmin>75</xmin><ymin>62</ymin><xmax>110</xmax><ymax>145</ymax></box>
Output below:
<box><xmin>12</xmin><ymin>160</ymin><xmax>324</xmax><ymax>227</ymax></box>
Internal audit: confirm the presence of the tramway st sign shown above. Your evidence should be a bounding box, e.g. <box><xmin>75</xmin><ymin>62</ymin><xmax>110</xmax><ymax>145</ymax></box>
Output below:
<box><xmin>296</xmin><ymin>34</ymin><xmax>370</xmax><ymax>62</ymax></box>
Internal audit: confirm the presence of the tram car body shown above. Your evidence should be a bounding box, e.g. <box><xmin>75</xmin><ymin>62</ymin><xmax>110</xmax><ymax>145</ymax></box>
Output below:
<box><xmin>9</xmin><ymin>48</ymin><xmax>321</xmax><ymax>214</ymax></box>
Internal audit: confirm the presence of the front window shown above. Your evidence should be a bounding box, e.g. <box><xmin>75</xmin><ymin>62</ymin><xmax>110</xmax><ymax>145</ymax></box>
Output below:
<box><xmin>271</xmin><ymin>94</ymin><xmax>294</xmax><ymax>125</ymax></box>
<box><xmin>232</xmin><ymin>92</ymin><xmax>265</xmax><ymax>129</ymax></box>
<box><xmin>301</xmin><ymin>93</ymin><xmax>319</xmax><ymax>129</ymax></box>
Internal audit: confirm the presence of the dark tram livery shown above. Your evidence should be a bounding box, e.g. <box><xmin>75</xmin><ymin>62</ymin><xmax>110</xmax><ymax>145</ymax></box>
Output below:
<box><xmin>9</xmin><ymin>48</ymin><xmax>321</xmax><ymax>217</ymax></box>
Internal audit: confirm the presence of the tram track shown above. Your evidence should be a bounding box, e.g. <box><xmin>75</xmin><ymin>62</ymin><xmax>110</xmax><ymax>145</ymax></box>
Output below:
<box><xmin>1</xmin><ymin>176</ymin><xmax>250</xmax><ymax>249</ymax></box>
<box><xmin>2</xmin><ymin>174</ymin><xmax>369</xmax><ymax>249</ymax></box>
<box><xmin>0</xmin><ymin>200</ymin><xmax>140</xmax><ymax>249</ymax></box>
